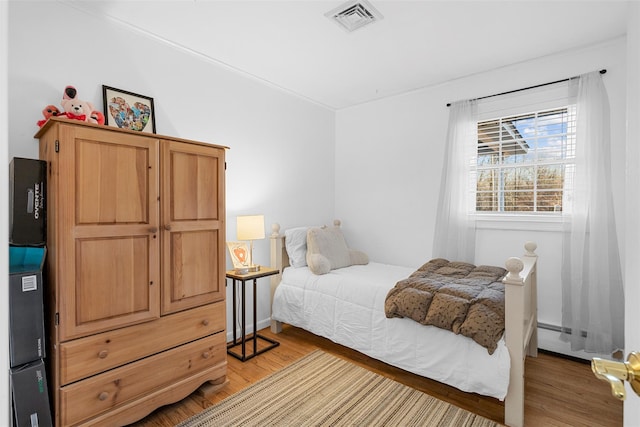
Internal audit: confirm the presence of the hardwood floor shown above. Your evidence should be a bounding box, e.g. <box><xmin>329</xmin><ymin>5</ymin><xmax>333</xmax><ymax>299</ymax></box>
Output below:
<box><xmin>129</xmin><ymin>324</ymin><xmax>622</xmax><ymax>426</ymax></box>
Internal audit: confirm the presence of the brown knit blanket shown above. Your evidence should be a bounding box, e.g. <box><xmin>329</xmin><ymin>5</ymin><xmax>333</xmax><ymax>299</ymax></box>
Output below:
<box><xmin>384</xmin><ymin>259</ymin><xmax>507</xmax><ymax>354</ymax></box>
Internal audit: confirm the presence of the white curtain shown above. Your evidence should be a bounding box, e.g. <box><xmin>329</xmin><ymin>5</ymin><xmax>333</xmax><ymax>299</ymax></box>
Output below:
<box><xmin>432</xmin><ymin>100</ymin><xmax>478</xmax><ymax>263</ymax></box>
<box><xmin>560</xmin><ymin>71</ymin><xmax>624</xmax><ymax>354</ymax></box>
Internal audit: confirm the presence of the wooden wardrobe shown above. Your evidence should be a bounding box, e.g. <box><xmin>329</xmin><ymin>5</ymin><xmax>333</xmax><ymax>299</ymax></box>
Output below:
<box><xmin>36</xmin><ymin>118</ymin><xmax>228</xmax><ymax>426</ymax></box>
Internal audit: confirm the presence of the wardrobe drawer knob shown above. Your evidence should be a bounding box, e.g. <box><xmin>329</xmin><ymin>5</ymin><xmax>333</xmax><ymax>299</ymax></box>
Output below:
<box><xmin>202</xmin><ymin>351</ymin><xmax>211</xmax><ymax>359</ymax></box>
<box><xmin>98</xmin><ymin>350</ymin><xmax>109</xmax><ymax>359</ymax></box>
<box><xmin>202</xmin><ymin>319</ymin><xmax>210</xmax><ymax>326</ymax></box>
<box><xmin>98</xmin><ymin>391</ymin><xmax>109</xmax><ymax>401</ymax></box>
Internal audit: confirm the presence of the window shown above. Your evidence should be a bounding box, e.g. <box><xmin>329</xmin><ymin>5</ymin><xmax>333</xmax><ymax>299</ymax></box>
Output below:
<box><xmin>475</xmin><ymin>106</ymin><xmax>575</xmax><ymax>213</ymax></box>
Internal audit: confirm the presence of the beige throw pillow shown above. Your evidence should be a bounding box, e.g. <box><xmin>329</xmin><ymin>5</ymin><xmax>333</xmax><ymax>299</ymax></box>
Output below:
<box><xmin>306</xmin><ymin>226</ymin><xmax>368</xmax><ymax>275</ymax></box>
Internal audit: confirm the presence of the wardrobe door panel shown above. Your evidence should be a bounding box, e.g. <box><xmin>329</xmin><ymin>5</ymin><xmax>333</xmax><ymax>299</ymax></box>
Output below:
<box><xmin>58</xmin><ymin>125</ymin><xmax>160</xmax><ymax>341</ymax></box>
<box><xmin>161</xmin><ymin>141</ymin><xmax>225</xmax><ymax>314</ymax></box>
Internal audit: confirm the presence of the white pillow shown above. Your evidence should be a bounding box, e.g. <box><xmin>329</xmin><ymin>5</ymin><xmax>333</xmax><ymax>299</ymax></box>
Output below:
<box><xmin>284</xmin><ymin>226</ymin><xmax>313</xmax><ymax>268</ymax></box>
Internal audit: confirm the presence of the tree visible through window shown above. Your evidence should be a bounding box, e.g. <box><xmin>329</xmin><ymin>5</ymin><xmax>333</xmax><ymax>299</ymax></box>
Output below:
<box><xmin>475</xmin><ymin>106</ymin><xmax>575</xmax><ymax>213</ymax></box>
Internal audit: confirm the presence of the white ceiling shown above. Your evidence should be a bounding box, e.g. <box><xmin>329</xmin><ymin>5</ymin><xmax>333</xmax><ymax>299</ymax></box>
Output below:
<box><xmin>69</xmin><ymin>0</ymin><xmax>629</xmax><ymax>110</ymax></box>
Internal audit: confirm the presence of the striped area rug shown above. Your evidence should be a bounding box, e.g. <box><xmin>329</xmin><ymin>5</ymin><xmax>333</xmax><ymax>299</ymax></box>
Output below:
<box><xmin>178</xmin><ymin>350</ymin><xmax>501</xmax><ymax>427</ymax></box>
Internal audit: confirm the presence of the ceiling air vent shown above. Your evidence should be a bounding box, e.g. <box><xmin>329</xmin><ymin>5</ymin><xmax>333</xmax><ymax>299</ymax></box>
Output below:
<box><xmin>325</xmin><ymin>0</ymin><xmax>383</xmax><ymax>33</ymax></box>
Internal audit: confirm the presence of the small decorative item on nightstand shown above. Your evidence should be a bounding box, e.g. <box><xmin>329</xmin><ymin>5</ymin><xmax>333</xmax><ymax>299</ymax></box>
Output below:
<box><xmin>227</xmin><ymin>241</ymin><xmax>250</xmax><ymax>274</ymax></box>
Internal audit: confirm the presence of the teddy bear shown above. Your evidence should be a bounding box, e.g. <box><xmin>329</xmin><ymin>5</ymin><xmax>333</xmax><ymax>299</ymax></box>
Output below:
<box><xmin>59</xmin><ymin>97</ymin><xmax>96</xmax><ymax>122</ymax></box>
<box><xmin>58</xmin><ymin>85</ymin><xmax>104</xmax><ymax>124</ymax></box>
<box><xmin>58</xmin><ymin>85</ymin><xmax>91</xmax><ymax>121</ymax></box>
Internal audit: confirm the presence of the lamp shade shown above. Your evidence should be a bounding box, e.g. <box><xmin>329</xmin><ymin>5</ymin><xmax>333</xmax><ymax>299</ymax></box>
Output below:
<box><xmin>237</xmin><ymin>215</ymin><xmax>265</xmax><ymax>241</ymax></box>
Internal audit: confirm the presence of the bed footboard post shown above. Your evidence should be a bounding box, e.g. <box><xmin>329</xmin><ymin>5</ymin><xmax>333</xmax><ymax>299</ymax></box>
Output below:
<box><xmin>270</xmin><ymin>223</ymin><xmax>285</xmax><ymax>333</ymax></box>
<box><xmin>503</xmin><ymin>241</ymin><xmax>538</xmax><ymax>427</ymax></box>
<box><xmin>523</xmin><ymin>242</ymin><xmax>538</xmax><ymax>358</ymax></box>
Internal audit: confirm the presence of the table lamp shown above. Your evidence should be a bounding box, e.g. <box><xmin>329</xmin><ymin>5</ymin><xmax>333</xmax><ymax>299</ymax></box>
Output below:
<box><xmin>237</xmin><ymin>214</ymin><xmax>265</xmax><ymax>272</ymax></box>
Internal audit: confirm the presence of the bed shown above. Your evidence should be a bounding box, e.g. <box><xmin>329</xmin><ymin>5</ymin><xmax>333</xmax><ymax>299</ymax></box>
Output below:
<box><xmin>269</xmin><ymin>221</ymin><xmax>538</xmax><ymax>427</ymax></box>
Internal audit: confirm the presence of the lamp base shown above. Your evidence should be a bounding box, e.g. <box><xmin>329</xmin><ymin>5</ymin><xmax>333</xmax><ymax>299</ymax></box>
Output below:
<box><xmin>234</xmin><ymin>265</ymin><xmax>260</xmax><ymax>275</ymax></box>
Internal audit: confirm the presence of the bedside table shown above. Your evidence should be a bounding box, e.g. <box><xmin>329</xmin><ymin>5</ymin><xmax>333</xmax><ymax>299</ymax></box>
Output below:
<box><xmin>226</xmin><ymin>266</ymin><xmax>280</xmax><ymax>361</ymax></box>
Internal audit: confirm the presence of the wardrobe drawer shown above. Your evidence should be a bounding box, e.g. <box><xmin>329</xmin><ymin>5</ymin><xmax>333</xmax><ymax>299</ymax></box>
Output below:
<box><xmin>60</xmin><ymin>302</ymin><xmax>225</xmax><ymax>384</ymax></box>
<box><xmin>60</xmin><ymin>332</ymin><xmax>226</xmax><ymax>426</ymax></box>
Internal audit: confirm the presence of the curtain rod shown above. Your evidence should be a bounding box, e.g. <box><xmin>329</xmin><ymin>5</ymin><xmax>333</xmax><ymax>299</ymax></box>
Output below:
<box><xmin>445</xmin><ymin>69</ymin><xmax>607</xmax><ymax>107</ymax></box>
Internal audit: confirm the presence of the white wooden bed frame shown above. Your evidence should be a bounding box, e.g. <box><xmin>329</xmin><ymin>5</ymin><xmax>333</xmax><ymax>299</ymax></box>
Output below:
<box><xmin>268</xmin><ymin>221</ymin><xmax>538</xmax><ymax>427</ymax></box>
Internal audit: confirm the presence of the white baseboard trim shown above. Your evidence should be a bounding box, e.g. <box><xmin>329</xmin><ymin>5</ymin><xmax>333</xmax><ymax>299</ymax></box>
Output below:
<box><xmin>226</xmin><ymin>318</ymin><xmax>272</xmax><ymax>343</ymax></box>
<box><xmin>537</xmin><ymin>327</ymin><xmax>615</xmax><ymax>361</ymax></box>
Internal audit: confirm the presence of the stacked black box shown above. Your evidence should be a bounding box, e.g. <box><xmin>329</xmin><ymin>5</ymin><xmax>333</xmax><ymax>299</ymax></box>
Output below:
<box><xmin>10</xmin><ymin>360</ymin><xmax>52</xmax><ymax>427</ymax></box>
<box><xmin>9</xmin><ymin>246</ymin><xmax>46</xmax><ymax>367</ymax></box>
<box><xmin>9</xmin><ymin>157</ymin><xmax>52</xmax><ymax>426</ymax></box>
<box><xmin>9</xmin><ymin>158</ymin><xmax>46</xmax><ymax>246</ymax></box>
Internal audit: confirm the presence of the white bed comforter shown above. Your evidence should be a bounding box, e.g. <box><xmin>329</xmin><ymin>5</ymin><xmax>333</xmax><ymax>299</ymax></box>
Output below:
<box><xmin>271</xmin><ymin>262</ymin><xmax>511</xmax><ymax>400</ymax></box>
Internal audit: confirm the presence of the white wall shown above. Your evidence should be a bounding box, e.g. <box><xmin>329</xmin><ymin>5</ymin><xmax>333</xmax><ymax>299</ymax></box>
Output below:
<box><xmin>8</xmin><ymin>1</ymin><xmax>336</xmax><ymax>342</ymax></box>
<box><xmin>336</xmin><ymin>38</ymin><xmax>628</xmax><ymax>356</ymax></box>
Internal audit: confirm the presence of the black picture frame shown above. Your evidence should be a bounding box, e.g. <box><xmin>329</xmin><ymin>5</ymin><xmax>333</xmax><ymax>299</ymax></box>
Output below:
<box><xmin>102</xmin><ymin>85</ymin><xmax>156</xmax><ymax>134</ymax></box>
